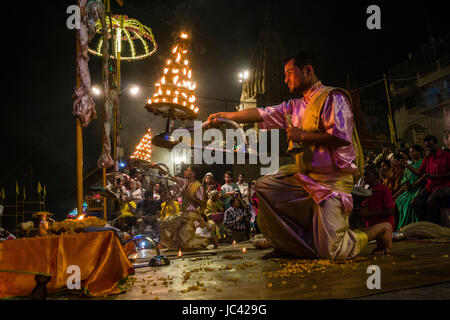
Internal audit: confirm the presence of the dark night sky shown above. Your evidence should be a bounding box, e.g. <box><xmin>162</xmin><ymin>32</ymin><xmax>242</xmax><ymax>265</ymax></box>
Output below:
<box><xmin>0</xmin><ymin>0</ymin><xmax>448</xmax><ymax>218</ymax></box>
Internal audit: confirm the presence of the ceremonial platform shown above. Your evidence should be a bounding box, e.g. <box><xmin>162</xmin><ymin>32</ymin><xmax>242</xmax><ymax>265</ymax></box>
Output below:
<box><xmin>49</xmin><ymin>239</ymin><xmax>450</xmax><ymax>300</ymax></box>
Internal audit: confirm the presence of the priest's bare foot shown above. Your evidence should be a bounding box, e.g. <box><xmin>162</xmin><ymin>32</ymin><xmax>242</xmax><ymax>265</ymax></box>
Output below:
<box><xmin>252</xmin><ymin>236</ymin><xmax>272</xmax><ymax>249</ymax></box>
<box><xmin>372</xmin><ymin>223</ymin><xmax>392</xmax><ymax>255</ymax></box>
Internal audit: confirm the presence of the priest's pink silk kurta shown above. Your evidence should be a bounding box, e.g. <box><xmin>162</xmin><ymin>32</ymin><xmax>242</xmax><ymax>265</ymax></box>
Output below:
<box><xmin>257</xmin><ymin>81</ymin><xmax>358</xmax><ymax>214</ymax></box>
<box><xmin>255</xmin><ymin>81</ymin><xmax>367</xmax><ymax>259</ymax></box>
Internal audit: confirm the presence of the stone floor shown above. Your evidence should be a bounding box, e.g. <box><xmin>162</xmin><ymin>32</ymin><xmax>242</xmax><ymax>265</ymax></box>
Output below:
<box><xmin>53</xmin><ymin>239</ymin><xmax>450</xmax><ymax>300</ymax></box>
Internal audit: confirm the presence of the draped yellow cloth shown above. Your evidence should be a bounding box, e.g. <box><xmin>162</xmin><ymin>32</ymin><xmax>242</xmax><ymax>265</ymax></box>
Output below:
<box><xmin>181</xmin><ymin>180</ymin><xmax>204</xmax><ymax>213</ymax></box>
<box><xmin>0</xmin><ymin>231</ymin><xmax>134</xmax><ymax>299</ymax></box>
<box><xmin>297</xmin><ymin>86</ymin><xmax>364</xmax><ymax>179</ymax></box>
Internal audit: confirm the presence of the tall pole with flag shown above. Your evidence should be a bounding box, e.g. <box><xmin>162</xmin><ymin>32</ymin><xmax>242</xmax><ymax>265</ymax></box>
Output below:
<box><xmin>37</xmin><ymin>182</ymin><xmax>42</xmax><ymax>211</ymax></box>
<box><xmin>22</xmin><ymin>186</ymin><xmax>26</xmax><ymax>223</ymax></box>
<box><xmin>15</xmin><ymin>180</ymin><xmax>19</xmax><ymax>227</ymax></box>
<box><xmin>75</xmin><ymin>2</ymin><xmax>83</xmax><ymax>218</ymax></box>
<box><xmin>43</xmin><ymin>185</ymin><xmax>46</xmax><ymax>211</ymax></box>
<box><xmin>383</xmin><ymin>74</ymin><xmax>398</xmax><ymax>149</ymax></box>
<box><xmin>0</xmin><ymin>186</ymin><xmax>4</xmax><ymax>228</ymax></box>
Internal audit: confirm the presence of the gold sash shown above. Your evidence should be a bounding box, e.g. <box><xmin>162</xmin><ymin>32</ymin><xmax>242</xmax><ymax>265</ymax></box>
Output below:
<box><xmin>181</xmin><ymin>181</ymin><xmax>205</xmax><ymax>213</ymax></box>
<box><xmin>295</xmin><ymin>85</ymin><xmax>364</xmax><ymax>184</ymax></box>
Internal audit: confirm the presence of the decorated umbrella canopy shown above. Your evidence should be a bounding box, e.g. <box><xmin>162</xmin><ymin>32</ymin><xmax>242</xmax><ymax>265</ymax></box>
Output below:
<box><xmin>88</xmin><ymin>14</ymin><xmax>157</xmax><ymax>61</ymax></box>
<box><xmin>89</xmin><ymin>12</ymin><xmax>158</xmax><ymax>170</ymax></box>
<box><xmin>86</xmin><ymin>8</ymin><xmax>158</xmax><ymax>224</ymax></box>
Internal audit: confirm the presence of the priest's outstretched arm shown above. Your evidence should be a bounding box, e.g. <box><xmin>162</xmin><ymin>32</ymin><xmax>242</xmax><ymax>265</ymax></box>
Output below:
<box><xmin>208</xmin><ymin>109</ymin><xmax>263</xmax><ymax>125</ymax></box>
<box><xmin>207</xmin><ymin>108</ymin><xmax>349</xmax><ymax>148</ymax></box>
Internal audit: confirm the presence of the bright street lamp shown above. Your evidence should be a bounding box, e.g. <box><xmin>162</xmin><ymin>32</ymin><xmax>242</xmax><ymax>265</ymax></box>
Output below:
<box><xmin>238</xmin><ymin>70</ymin><xmax>249</xmax><ymax>83</ymax></box>
<box><xmin>129</xmin><ymin>86</ymin><xmax>140</xmax><ymax>96</ymax></box>
<box><xmin>92</xmin><ymin>86</ymin><xmax>102</xmax><ymax>96</ymax></box>
<box><xmin>90</xmin><ymin>84</ymin><xmax>142</xmax><ymax>97</ymax></box>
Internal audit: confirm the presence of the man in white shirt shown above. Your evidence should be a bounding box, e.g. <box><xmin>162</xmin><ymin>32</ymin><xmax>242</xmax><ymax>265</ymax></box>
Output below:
<box><xmin>237</xmin><ymin>173</ymin><xmax>249</xmax><ymax>205</ymax></box>
<box><xmin>221</xmin><ymin>171</ymin><xmax>239</xmax><ymax>210</ymax></box>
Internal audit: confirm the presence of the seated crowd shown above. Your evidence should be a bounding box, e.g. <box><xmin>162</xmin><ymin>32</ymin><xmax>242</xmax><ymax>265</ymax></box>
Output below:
<box><xmin>109</xmin><ymin>167</ymin><xmax>260</xmax><ymax>249</ymax></box>
<box><xmin>357</xmin><ymin>134</ymin><xmax>450</xmax><ymax>233</ymax></box>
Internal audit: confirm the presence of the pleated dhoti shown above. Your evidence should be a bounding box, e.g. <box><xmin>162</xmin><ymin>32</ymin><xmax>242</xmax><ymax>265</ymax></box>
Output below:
<box><xmin>256</xmin><ymin>172</ymin><xmax>368</xmax><ymax>260</ymax></box>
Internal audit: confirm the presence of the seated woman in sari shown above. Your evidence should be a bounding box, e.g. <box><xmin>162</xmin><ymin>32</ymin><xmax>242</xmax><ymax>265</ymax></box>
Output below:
<box><xmin>202</xmin><ymin>172</ymin><xmax>221</xmax><ymax>199</ymax></box>
<box><xmin>203</xmin><ymin>190</ymin><xmax>226</xmax><ymax>240</ymax></box>
<box><xmin>204</xmin><ymin>191</ymin><xmax>224</xmax><ymax>216</ymax></box>
<box><xmin>378</xmin><ymin>159</ymin><xmax>390</xmax><ymax>184</ymax></box>
<box><xmin>395</xmin><ymin>145</ymin><xmax>425</xmax><ymax>229</ymax></box>
<box><xmin>383</xmin><ymin>153</ymin><xmax>405</xmax><ymax>200</ymax></box>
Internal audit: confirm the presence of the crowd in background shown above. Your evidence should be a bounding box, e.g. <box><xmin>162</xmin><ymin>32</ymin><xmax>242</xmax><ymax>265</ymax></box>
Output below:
<box><xmin>105</xmin><ymin>166</ymin><xmax>260</xmax><ymax>248</ymax></box>
<box><xmin>354</xmin><ymin>133</ymin><xmax>450</xmax><ymax>234</ymax></box>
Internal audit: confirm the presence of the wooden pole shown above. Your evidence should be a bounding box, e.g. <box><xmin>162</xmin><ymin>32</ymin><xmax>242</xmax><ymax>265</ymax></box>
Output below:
<box><xmin>114</xmin><ymin>17</ymin><xmax>123</xmax><ymax>164</ymax></box>
<box><xmin>15</xmin><ymin>194</ymin><xmax>17</xmax><ymax>228</ymax></box>
<box><xmin>102</xmin><ymin>0</ymin><xmax>110</xmax><ymax>221</ymax></box>
<box><xmin>22</xmin><ymin>190</ymin><xmax>24</xmax><ymax>224</ymax></box>
<box><xmin>76</xmin><ymin>28</ymin><xmax>83</xmax><ymax>217</ymax></box>
<box><xmin>383</xmin><ymin>74</ymin><xmax>398</xmax><ymax>149</ymax></box>
<box><xmin>103</xmin><ymin>167</ymin><xmax>107</xmax><ymax>220</ymax></box>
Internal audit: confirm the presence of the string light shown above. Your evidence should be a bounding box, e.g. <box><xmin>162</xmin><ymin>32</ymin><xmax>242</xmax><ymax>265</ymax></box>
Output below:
<box><xmin>146</xmin><ymin>31</ymin><xmax>199</xmax><ymax>118</ymax></box>
<box><xmin>130</xmin><ymin>128</ymin><xmax>152</xmax><ymax>163</ymax></box>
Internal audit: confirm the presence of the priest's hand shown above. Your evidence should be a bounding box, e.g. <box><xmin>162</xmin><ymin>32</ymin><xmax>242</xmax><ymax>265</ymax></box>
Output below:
<box><xmin>286</xmin><ymin>127</ymin><xmax>306</xmax><ymax>143</ymax></box>
<box><xmin>207</xmin><ymin>112</ymin><xmax>229</xmax><ymax>128</ymax></box>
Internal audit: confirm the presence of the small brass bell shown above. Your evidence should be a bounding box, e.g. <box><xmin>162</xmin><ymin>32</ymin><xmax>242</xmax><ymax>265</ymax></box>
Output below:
<box><xmin>285</xmin><ymin>114</ymin><xmax>302</xmax><ymax>155</ymax></box>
